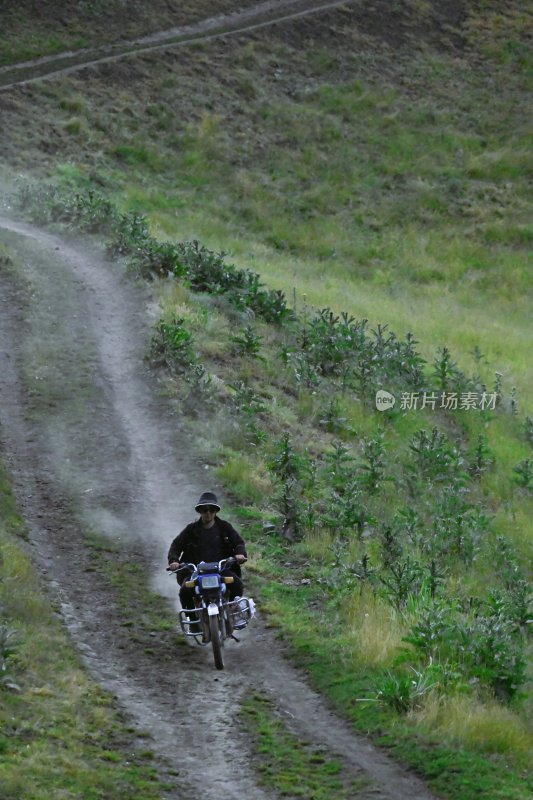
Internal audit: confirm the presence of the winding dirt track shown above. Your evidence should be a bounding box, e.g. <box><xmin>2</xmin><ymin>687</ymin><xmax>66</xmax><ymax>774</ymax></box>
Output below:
<box><xmin>0</xmin><ymin>1</ymin><xmax>437</xmax><ymax>796</ymax></box>
<box><xmin>0</xmin><ymin>218</ymin><xmax>437</xmax><ymax>799</ymax></box>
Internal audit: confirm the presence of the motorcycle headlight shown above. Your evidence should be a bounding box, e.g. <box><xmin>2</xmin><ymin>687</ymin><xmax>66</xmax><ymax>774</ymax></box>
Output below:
<box><xmin>200</xmin><ymin>575</ymin><xmax>219</xmax><ymax>589</ymax></box>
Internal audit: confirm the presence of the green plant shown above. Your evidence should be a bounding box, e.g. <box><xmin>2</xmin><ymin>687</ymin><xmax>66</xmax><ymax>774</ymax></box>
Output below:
<box><xmin>468</xmin><ymin>434</ymin><xmax>494</xmax><ymax>478</ymax></box>
<box><xmin>317</xmin><ymin>397</ymin><xmax>351</xmax><ymax>435</ymax></box>
<box><xmin>403</xmin><ymin>599</ymin><xmax>457</xmax><ymax>660</ymax></box>
<box><xmin>426</xmin><ymin>559</ymin><xmax>446</xmax><ymax>600</ymax></box>
<box><xmin>319</xmin><ymin>482</ymin><xmax>370</xmax><ymax>539</ymax></box>
<box><xmin>268</xmin><ymin>433</ymin><xmax>307</xmax><ymax>483</ymax></box>
<box><xmin>460</xmin><ymin>612</ymin><xmax>527</xmax><ymax>701</ymax></box>
<box><xmin>72</xmin><ymin>190</ymin><xmax>116</xmax><ymax>231</ymax></box>
<box><xmin>133</xmin><ymin>239</ymin><xmax>185</xmax><ymax>279</ymax></box>
<box><xmin>368</xmin><ymin>666</ymin><xmax>437</xmax><ymax>713</ymax></box>
<box><xmin>432</xmin><ymin>346</ymin><xmax>463</xmax><ymax>391</ymax></box>
<box><xmin>107</xmin><ymin>210</ymin><xmax>151</xmax><ymax>257</ymax></box>
<box><xmin>350</xmin><ymin>553</ymin><xmax>377</xmax><ymax>594</ymax></box>
<box><xmin>182</xmin><ymin>363</ymin><xmax>215</xmax><ymax>416</ymax></box>
<box><xmin>523</xmin><ymin>415</ymin><xmax>533</xmax><ymax>446</ymax></box>
<box><xmin>408</xmin><ymin>427</ymin><xmax>464</xmax><ymax>482</ymax></box>
<box><xmin>323</xmin><ymin>440</ymin><xmax>355</xmax><ymax>494</ymax></box>
<box><xmin>430</xmin><ymin>487</ymin><xmax>486</xmax><ymax>563</ymax></box>
<box><xmin>512</xmin><ymin>458</ymin><xmax>533</xmax><ymax>489</ymax></box>
<box><xmin>275</xmin><ymin>478</ymin><xmax>304</xmax><ymax>542</ymax></box>
<box><xmin>486</xmin><ymin>582</ymin><xmax>533</xmax><ymax>631</ymax></box>
<box><xmin>380</xmin><ymin>527</ymin><xmax>402</xmax><ymax>570</ymax></box>
<box><xmin>172</xmin><ymin>241</ymin><xmax>291</xmax><ymax>323</ymax></box>
<box><xmin>358</xmin><ymin>433</ymin><xmax>388</xmax><ymax>494</ymax></box>
<box><xmin>0</xmin><ymin>621</ymin><xmax>20</xmax><ymax>692</ymax></box>
<box><xmin>379</xmin><ymin>557</ymin><xmax>423</xmax><ymax>610</ymax></box>
<box><xmin>394</xmin><ymin>507</ymin><xmax>421</xmax><ymax>548</ymax></box>
<box><xmin>228</xmin><ymin>380</ymin><xmax>266</xmax><ymax>417</ymax></box>
<box><xmin>151</xmin><ymin>315</ymin><xmax>195</xmax><ymax>371</ymax></box>
<box><xmin>229</xmin><ymin>324</ymin><xmax>265</xmax><ymax>359</ymax></box>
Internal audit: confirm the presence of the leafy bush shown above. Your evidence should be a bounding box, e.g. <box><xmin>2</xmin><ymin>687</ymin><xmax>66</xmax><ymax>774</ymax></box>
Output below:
<box><xmin>460</xmin><ymin>612</ymin><xmax>527</xmax><ymax>700</ymax></box>
<box><xmin>151</xmin><ymin>316</ymin><xmax>195</xmax><ymax>371</ymax></box>
<box><xmin>468</xmin><ymin>434</ymin><xmax>494</xmax><ymax>478</ymax></box>
<box><xmin>10</xmin><ymin>182</ymin><xmax>116</xmax><ymax>232</ymax></box>
<box><xmin>379</xmin><ymin>557</ymin><xmax>423</xmax><ymax>610</ymax></box>
<box><xmin>0</xmin><ymin>620</ymin><xmax>20</xmax><ymax>692</ymax></box>
<box><xmin>107</xmin><ymin>210</ymin><xmax>151</xmax><ymax>257</ymax></box>
<box><xmin>133</xmin><ymin>239</ymin><xmax>186</xmax><ymax>279</ymax></box>
<box><xmin>358</xmin><ymin>433</ymin><xmax>389</xmax><ymax>495</ymax></box>
<box><xmin>323</xmin><ymin>440</ymin><xmax>355</xmax><ymax>494</ymax></box>
<box><xmin>524</xmin><ymin>416</ymin><xmax>533</xmax><ymax>446</ymax></box>
<box><xmin>429</xmin><ymin>487</ymin><xmax>487</xmax><ymax>563</ymax></box>
<box><xmin>408</xmin><ymin>427</ymin><xmax>465</xmax><ymax>482</ymax></box>
<box><xmin>403</xmin><ymin>599</ymin><xmax>458</xmax><ymax>660</ymax></box>
<box><xmin>327</xmin><ymin>550</ymin><xmax>378</xmax><ymax>596</ymax></box>
<box><xmin>228</xmin><ymin>381</ymin><xmax>266</xmax><ymax>417</ymax></box>
<box><xmin>512</xmin><ymin>458</ymin><xmax>533</xmax><ymax>489</ymax></box>
<box><xmin>169</xmin><ymin>241</ymin><xmax>291</xmax><ymax>323</ymax></box>
<box><xmin>317</xmin><ymin>397</ymin><xmax>352</xmax><ymax>435</ymax></box>
<box><xmin>230</xmin><ymin>324</ymin><xmax>265</xmax><ymax>359</ymax></box>
<box><xmin>403</xmin><ymin>585</ymin><xmax>531</xmax><ymax>703</ymax></box>
<box><xmin>368</xmin><ymin>666</ymin><xmax>437</xmax><ymax>713</ymax></box>
<box><xmin>279</xmin><ymin>310</ymin><xmax>429</xmax><ymax>399</ymax></box>
<box><xmin>268</xmin><ymin>433</ymin><xmax>308</xmax><ymax>483</ymax></box>
<box><xmin>432</xmin><ymin>346</ymin><xmax>464</xmax><ymax>391</ymax></box>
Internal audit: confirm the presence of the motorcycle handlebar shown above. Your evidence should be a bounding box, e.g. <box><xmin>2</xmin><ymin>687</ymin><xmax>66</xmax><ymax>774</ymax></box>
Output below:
<box><xmin>166</xmin><ymin>556</ymin><xmax>247</xmax><ymax>574</ymax></box>
<box><xmin>166</xmin><ymin>562</ymin><xmax>196</xmax><ymax>574</ymax></box>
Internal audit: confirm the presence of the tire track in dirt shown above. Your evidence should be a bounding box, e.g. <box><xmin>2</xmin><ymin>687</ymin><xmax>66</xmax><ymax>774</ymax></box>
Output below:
<box><xmin>0</xmin><ymin>216</ymin><xmax>437</xmax><ymax>799</ymax></box>
<box><xmin>0</xmin><ymin>0</ymin><xmax>358</xmax><ymax>90</ymax></box>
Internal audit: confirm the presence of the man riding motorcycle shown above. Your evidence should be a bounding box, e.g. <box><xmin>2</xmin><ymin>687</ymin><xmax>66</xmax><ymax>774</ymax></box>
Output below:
<box><xmin>167</xmin><ymin>491</ymin><xmax>247</xmax><ymax>613</ymax></box>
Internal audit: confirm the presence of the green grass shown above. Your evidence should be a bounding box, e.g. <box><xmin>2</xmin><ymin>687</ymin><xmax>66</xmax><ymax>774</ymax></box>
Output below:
<box><xmin>250</xmin><ymin>576</ymin><xmax>533</xmax><ymax>800</ymax></box>
<box><xmin>0</xmin><ymin>460</ymin><xmax>168</xmax><ymax>799</ymax></box>
<box><xmin>240</xmin><ymin>692</ymin><xmax>370</xmax><ymax>798</ymax></box>
<box><xmin>82</xmin><ymin>530</ymin><xmax>178</xmax><ymax>639</ymax></box>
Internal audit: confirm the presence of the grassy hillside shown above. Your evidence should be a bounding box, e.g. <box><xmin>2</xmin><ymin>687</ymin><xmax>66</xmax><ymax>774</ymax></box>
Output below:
<box><xmin>1</xmin><ymin>1</ymin><xmax>531</xmax><ymax>404</ymax></box>
<box><xmin>0</xmin><ymin>0</ymin><xmax>260</xmax><ymax>65</ymax></box>
<box><xmin>1</xmin><ymin>1</ymin><xmax>532</xmax><ymax>797</ymax></box>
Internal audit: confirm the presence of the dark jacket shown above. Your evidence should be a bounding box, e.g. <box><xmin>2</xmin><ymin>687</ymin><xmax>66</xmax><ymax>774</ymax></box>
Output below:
<box><xmin>167</xmin><ymin>517</ymin><xmax>247</xmax><ymax>577</ymax></box>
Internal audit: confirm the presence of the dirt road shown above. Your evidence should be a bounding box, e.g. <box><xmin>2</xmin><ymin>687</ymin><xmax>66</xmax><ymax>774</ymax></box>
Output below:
<box><xmin>0</xmin><ymin>0</ymin><xmax>360</xmax><ymax>90</ymax></box>
<box><xmin>0</xmin><ymin>217</ymin><xmax>437</xmax><ymax>798</ymax></box>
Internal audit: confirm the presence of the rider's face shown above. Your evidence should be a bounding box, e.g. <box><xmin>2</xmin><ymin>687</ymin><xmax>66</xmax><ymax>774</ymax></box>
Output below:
<box><xmin>199</xmin><ymin>506</ymin><xmax>217</xmax><ymax>525</ymax></box>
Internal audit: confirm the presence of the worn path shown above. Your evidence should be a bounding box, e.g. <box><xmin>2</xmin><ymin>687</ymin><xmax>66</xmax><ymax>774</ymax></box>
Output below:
<box><xmin>0</xmin><ymin>217</ymin><xmax>436</xmax><ymax>799</ymax></box>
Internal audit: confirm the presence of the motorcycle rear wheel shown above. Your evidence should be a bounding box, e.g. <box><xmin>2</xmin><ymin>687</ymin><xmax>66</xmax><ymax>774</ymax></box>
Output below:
<box><xmin>209</xmin><ymin>614</ymin><xmax>224</xmax><ymax>670</ymax></box>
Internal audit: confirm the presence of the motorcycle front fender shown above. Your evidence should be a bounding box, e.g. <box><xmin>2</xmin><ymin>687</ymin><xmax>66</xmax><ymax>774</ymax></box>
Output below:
<box><xmin>207</xmin><ymin>602</ymin><xmax>219</xmax><ymax>617</ymax></box>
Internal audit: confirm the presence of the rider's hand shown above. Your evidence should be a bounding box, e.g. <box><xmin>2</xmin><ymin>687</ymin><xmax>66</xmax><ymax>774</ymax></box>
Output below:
<box><xmin>168</xmin><ymin>561</ymin><xmax>181</xmax><ymax>571</ymax></box>
<box><xmin>235</xmin><ymin>554</ymin><xmax>247</xmax><ymax>564</ymax></box>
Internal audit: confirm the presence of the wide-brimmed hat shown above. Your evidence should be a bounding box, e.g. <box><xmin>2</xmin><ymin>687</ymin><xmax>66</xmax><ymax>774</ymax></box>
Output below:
<box><xmin>195</xmin><ymin>491</ymin><xmax>221</xmax><ymax>513</ymax></box>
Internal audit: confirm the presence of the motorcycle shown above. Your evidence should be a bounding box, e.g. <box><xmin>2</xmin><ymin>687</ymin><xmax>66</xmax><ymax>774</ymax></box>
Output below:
<box><xmin>169</xmin><ymin>557</ymin><xmax>255</xmax><ymax>670</ymax></box>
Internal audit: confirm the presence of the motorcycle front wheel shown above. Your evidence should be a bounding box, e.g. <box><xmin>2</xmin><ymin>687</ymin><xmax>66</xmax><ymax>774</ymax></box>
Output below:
<box><xmin>209</xmin><ymin>614</ymin><xmax>224</xmax><ymax>670</ymax></box>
